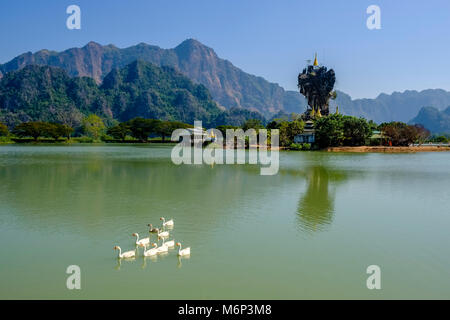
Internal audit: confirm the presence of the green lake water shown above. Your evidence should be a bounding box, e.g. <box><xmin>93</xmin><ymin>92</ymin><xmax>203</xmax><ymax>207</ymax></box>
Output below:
<box><xmin>0</xmin><ymin>144</ymin><xmax>449</xmax><ymax>299</ymax></box>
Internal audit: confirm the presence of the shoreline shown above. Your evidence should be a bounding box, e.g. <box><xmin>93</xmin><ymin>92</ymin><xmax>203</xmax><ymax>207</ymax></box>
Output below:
<box><xmin>2</xmin><ymin>142</ymin><xmax>450</xmax><ymax>153</ymax></box>
<box><xmin>325</xmin><ymin>146</ymin><xmax>450</xmax><ymax>153</ymax></box>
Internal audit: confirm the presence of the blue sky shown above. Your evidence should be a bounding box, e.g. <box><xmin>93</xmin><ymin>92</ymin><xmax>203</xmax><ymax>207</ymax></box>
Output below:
<box><xmin>1</xmin><ymin>0</ymin><xmax>449</xmax><ymax>99</ymax></box>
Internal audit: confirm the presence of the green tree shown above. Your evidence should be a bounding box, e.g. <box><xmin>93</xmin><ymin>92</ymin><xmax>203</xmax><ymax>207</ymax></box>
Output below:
<box><xmin>82</xmin><ymin>115</ymin><xmax>105</xmax><ymax>140</ymax></box>
<box><xmin>43</xmin><ymin>123</ymin><xmax>74</xmax><ymax>141</ymax></box>
<box><xmin>266</xmin><ymin>120</ymin><xmax>280</xmax><ymax>130</ymax></box>
<box><xmin>12</xmin><ymin>122</ymin><xmax>47</xmax><ymax>141</ymax></box>
<box><xmin>155</xmin><ymin>121</ymin><xmax>173</xmax><ymax>142</ymax></box>
<box><xmin>429</xmin><ymin>135</ymin><xmax>449</xmax><ymax>143</ymax></box>
<box><xmin>265</xmin><ymin>119</ymin><xmax>304</xmax><ymax>147</ymax></box>
<box><xmin>242</xmin><ymin>119</ymin><xmax>264</xmax><ymax>131</ymax></box>
<box><xmin>288</xmin><ymin>120</ymin><xmax>305</xmax><ymax>140</ymax></box>
<box><xmin>368</xmin><ymin>120</ymin><xmax>378</xmax><ymax>132</ymax></box>
<box><xmin>314</xmin><ymin>114</ymin><xmax>345</xmax><ymax>148</ymax></box>
<box><xmin>216</xmin><ymin>125</ymin><xmax>239</xmax><ymax>137</ymax></box>
<box><xmin>127</xmin><ymin>118</ymin><xmax>160</xmax><ymax>142</ymax></box>
<box><xmin>60</xmin><ymin>124</ymin><xmax>74</xmax><ymax>140</ymax></box>
<box><xmin>342</xmin><ymin>116</ymin><xmax>371</xmax><ymax>146</ymax></box>
<box><xmin>156</xmin><ymin>121</ymin><xmax>192</xmax><ymax>142</ymax></box>
<box><xmin>107</xmin><ymin>123</ymin><xmax>131</xmax><ymax>142</ymax></box>
<box><xmin>0</xmin><ymin>123</ymin><xmax>9</xmax><ymax>137</ymax></box>
<box><xmin>277</xmin><ymin>121</ymin><xmax>291</xmax><ymax>147</ymax></box>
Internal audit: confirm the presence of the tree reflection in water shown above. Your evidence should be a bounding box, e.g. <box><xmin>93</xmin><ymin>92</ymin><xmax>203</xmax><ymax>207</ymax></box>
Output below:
<box><xmin>297</xmin><ymin>166</ymin><xmax>347</xmax><ymax>233</ymax></box>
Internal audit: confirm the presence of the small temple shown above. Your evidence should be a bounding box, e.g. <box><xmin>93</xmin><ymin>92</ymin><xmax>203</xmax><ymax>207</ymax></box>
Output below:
<box><xmin>294</xmin><ymin>119</ymin><xmax>316</xmax><ymax>144</ymax></box>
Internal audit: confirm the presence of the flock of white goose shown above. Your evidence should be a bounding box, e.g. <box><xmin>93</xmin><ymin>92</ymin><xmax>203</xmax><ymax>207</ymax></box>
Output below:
<box><xmin>114</xmin><ymin>217</ymin><xmax>191</xmax><ymax>259</ymax></box>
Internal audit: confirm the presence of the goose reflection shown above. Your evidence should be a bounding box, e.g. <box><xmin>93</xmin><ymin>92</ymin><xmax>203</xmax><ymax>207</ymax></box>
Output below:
<box><xmin>297</xmin><ymin>166</ymin><xmax>347</xmax><ymax>233</ymax></box>
<box><xmin>114</xmin><ymin>256</ymin><xmax>136</xmax><ymax>270</ymax></box>
<box><xmin>177</xmin><ymin>255</ymin><xmax>191</xmax><ymax>269</ymax></box>
<box><xmin>141</xmin><ymin>255</ymin><xmax>158</xmax><ymax>269</ymax></box>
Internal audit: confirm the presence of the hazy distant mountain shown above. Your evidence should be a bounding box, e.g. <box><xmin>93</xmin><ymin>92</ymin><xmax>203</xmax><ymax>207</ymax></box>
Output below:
<box><xmin>0</xmin><ymin>40</ymin><xmax>293</xmax><ymax>117</ymax></box>
<box><xmin>409</xmin><ymin>106</ymin><xmax>450</xmax><ymax>133</ymax></box>
<box><xmin>0</xmin><ymin>61</ymin><xmax>264</xmax><ymax>128</ymax></box>
<box><xmin>330</xmin><ymin>89</ymin><xmax>450</xmax><ymax>124</ymax></box>
<box><xmin>281</xmin><ymin>89</ymin><xmax>450</xmax><ymax>124</ymax></box>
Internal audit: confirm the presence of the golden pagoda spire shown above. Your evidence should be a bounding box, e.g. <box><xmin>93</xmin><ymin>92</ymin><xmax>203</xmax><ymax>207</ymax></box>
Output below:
<box><xmin>313</xmin><ymin>53</ymin><xmax>319</xmax><ymax>66</ymax></box>
<box><xmin>317</xmin><ymin>108</ymin><xmax>322</xmax><ymax>117</ymax></box>
<box><xmin>335</xmin><ymin>105</ymin><xmax>339</xmax><ymax>115</ymax></box>
<box><xmin>310</xmin><ymin>108</ymin><xmax>316</xmax><ymax>117</ymax></box>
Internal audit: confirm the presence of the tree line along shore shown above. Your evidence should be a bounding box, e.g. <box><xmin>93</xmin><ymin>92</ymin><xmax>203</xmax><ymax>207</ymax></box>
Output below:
<box><xmin>0</xmin><ymin>113</ymin><xmax>449</xmax><ymax>151</ymax></box>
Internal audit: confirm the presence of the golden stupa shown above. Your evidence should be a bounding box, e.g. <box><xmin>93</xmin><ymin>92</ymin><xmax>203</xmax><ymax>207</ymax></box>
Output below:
<box><xmin>317</xmin><ymin>108</ymin><xmax>322</xmax><ymax>117</ymax></box>
<box><xmin>313</xmin><ymin>53</ymin><xmax>319</xmax><ymax>66</ymax></box>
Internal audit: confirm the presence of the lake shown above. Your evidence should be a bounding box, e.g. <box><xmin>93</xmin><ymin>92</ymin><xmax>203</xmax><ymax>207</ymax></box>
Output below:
<box><xmin>0</xmin><ymin>144</ymin><xmax>449</xmax><ymax>299</ymax></box>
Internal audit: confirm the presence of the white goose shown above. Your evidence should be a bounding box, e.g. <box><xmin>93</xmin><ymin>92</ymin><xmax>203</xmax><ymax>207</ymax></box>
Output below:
<box><xmin>156</xmin><ymin>243</ymin><xmax>168</xmax><ymax>254</ymax></box>
<box><xmin>114</xmin><ymin>246</ymin><xmax>136</xmax><ymax>259</ymax></box>
<box><xmin>140</xmin><ymin>243</ymin><xmax>158</xmax><ymax>256</ymax></box>
<box><xmin>176</xmin><ymin>242</ymin><xmax>191</xmax><ymax>256</ymax></box>
<box><xmin>155</xmin><ymin>228</ymin><xmax>169</xmax><ymax>238</ymax></box>
<box><xmin>160</xmin><ymin>217</ymin><xmax>174</xmax><ymax>227</ymax></box>
<box><xmin>160</xmin><ymin>236</ymin><xmax>175</xmax><ymax>248</ymax></box>
<box><xmin>132</xmin><ymin>233</ymin><xmax>150</xmax><ymax>247</ymax></box>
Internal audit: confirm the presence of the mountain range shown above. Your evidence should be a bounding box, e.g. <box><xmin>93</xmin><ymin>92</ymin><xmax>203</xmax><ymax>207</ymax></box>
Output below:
<box><xmin>0</xmin><ymin>40</ymin><xmax>291</xmax><ymax>118</ymax></box>
<box><xmin>1</xmin><ymin>39</ymin><xmax>450</xmax><ymax>130</ymax></box>
<box><xmin>332</xmin><ymin>89</ymin><xmax>450</xmax><ymax>124</ymax></box>
<box><xmin>409</xmin><ymin>106</ymin><xmax>450</xmax><ymax>134</ymax></box>
<box><xmin>0</xmin><ymin>61</ymin><xmax>264</xmax><ymax>128</ymax></box>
